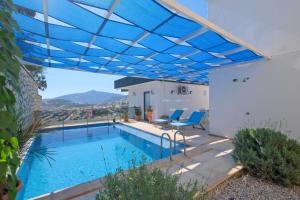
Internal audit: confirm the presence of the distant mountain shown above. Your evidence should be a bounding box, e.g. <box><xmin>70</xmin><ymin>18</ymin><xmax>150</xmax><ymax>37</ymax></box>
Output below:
<box><xmin>44</xmin><ymin>90</ymin><xmax>127</xmax><ymax>105</ymax></box>
<box><xmin>43</xmin><ymin>99</ymin><xmax>77</xmax><ymax>106</ymax></box>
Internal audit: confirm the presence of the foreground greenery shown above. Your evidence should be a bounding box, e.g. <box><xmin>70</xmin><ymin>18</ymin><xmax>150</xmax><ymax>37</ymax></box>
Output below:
<box><xmin>97</xmin><ymin>164</ymin><xmax>206</xmax><ymax>200</ymax></box>
<box><xmin>233</xmin><ymin>128</ymin><xmax>300</xmax><ymax>187</ymax></box>
<box><xmin>0</xmin><ymin>0</ymin><xmax>21</xmax><ymax>199</ymax></box>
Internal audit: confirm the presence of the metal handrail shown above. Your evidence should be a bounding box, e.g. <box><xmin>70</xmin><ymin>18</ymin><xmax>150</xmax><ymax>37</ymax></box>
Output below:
<box><xmin>86</xmin><ymin>116</ymin><xmax>89</xmax><ymax>133</ymax></box>
<box><xmin>61</xmin><ymin>118</ymin><xmax>65</xmax><ymax>141</ymax></box>
<box><xmin>53</xmin><ymin>107</ymin><xmax>128</xmax><ymax>128</ymax></box>
<box><xmin>62</xmin><ymin>119</ymin><xmax>64</xmax><ymax>130</ymax></box>
<box><xmin>160</xmin><ymin>132</ymin><xmax>173</xmax><ymax>161</ymax></box>
<box><xmin>174</xmin><ymin>130</ymin><xmax>187</xmax><ymax>156</ymax></box>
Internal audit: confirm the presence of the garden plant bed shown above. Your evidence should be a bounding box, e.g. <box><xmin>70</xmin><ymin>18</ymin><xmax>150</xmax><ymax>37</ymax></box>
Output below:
<box><xmin>209</xmin><ymin>174</ymin><xmax>300</xmax><ymax>200</ymax></box>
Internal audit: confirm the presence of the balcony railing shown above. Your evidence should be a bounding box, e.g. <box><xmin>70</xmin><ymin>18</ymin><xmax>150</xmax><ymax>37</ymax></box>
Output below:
<box><xmin>42</xmin><ymin>106</ymin><xmax>128</xmax><ymax>127</ymax></box>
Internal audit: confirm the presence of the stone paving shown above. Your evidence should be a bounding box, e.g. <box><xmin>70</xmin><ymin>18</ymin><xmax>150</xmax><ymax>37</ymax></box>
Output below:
<box><xmin>126</xmin><ymin>121</ymin><xmax>241</xmax><ymax>191</ymax></box>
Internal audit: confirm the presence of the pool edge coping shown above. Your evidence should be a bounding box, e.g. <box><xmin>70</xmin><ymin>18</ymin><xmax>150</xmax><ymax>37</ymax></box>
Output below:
<box><xmin>29</xmin><ymin>145</ymin><xmax>213</xmax><ymax>200</ymax></box>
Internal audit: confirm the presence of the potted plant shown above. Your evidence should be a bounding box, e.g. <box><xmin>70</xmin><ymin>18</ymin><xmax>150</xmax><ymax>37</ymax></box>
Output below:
<box><xmin>0</xmin><ymin>179</ymin><xmax>23</xmax><ymax>200</ymax></box>
<box><xmin>147</xmin><ymin>106</ymin><xmax>153</xmax><ymax>123</ymax></box>
<box><xmin>122</xmin><ymin>111</ymin><xmax>129</xmax><ymax>122</ymax></box>
<box><xmin>134</xmin><ymin>107</ymin><xmax>142</xmax><ymax>121</ymax></box>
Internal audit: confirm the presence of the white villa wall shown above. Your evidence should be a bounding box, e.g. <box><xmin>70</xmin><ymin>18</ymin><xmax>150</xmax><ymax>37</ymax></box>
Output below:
<box><xmin>208</xmin><ymin>0</ymin><xmax>300</xmax><ymax>56</ymax></box>
<box><xmin>127</xmin><ymin>81</ymin><xmax>209</xmax><ymax>120</ymax></box>
<box><xmin>207</xmin><ymin>0</ymin><xmax>300</xmax><ymax>141</ymax></box>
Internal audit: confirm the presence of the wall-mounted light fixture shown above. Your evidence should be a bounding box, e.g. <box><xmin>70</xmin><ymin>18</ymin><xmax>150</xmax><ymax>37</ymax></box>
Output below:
<box><xmin>242</xmin><ymin>77</ymin><xmax>250</xmax><ymax>82</ymax></box>
<box><xmin>171</xmin><ymin>90</ymin><xmax>174</xmax><ymax>94</ymax></box>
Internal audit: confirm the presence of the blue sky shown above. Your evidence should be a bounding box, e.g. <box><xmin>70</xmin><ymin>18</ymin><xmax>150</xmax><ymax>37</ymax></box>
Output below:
<box><xmin>41</xmin><ymin>0</ymin><xmax>207</xmax><ymax>99</ymax></box>
<box><xmin>177</xmin><ymin>0</ymin><xmax>208</xmax><ymax>18</ymax></box>
<box><xmin>40</xmin><ymin>68</ymin><xmax>124</xmax><ymax>98</ymax></box>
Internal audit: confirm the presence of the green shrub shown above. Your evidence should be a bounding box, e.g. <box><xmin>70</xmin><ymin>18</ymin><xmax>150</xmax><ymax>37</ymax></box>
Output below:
<box><xmin>134</xmin><ymin>106</ymin><xmax>141</xmax><ymax>116</ymax></box>
<box><xmin>96</xmin><ymin>164</ymin><xmax>205</xmax><ymax>200</ymax></box>
<box><xmin>233</xmin><ymin>128</ymin><xmax>300</xmax><ymax>186</ymax></box>
<box><xmin>0</xmin><ymin>1</ymin><xmax>22</xmax><ymax>199</ymax></box>
<box><xmin>160</xmin><ymin>114</ymin><xmax>169</xmax><ymax>119</ymax></box>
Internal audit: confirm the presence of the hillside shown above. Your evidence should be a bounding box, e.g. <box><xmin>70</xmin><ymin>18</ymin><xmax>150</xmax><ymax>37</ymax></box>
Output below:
<box><xmin>44</xmin><ymin>90</ymin><xmax>127</xmax><ymax>105</ymax></box>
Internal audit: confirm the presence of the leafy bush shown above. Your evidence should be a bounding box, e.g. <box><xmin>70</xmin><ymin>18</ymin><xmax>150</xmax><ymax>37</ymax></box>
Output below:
<box><xmin>233</xmin><ymin>128</ymin><xmax>300</xmax><ymax>186</ymax></box>
<box><xmin>0</xmin><ymin>0</ymin><xmax>22</xmax><ymax>199</ymax></box>
<box><xmin>96</xmin><ymin>164</ymin><xmax>205</xmax><ymax>200</ymax></box>
<box><xmin>134</xmin><ymin>106</ymin><xmax>141</xmax><ymax>116</ymax></box>
<box><xmin>147</xmin><ymin>106</ymin><xmax>153</xmax><ymax>112</ymax></box>
<box><xmin>122</xmin><ymin>111</ymin><xmax>129</xmax><ymax>122</ymax></box>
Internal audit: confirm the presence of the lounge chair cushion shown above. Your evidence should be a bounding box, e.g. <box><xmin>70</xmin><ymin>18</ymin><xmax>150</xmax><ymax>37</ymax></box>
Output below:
<box><xmin>154</xmin><ymin>118</ymin><xmax>171</xmax><ymax>123</ymax></box>
<box><xmin>171</xmin><ymin>111</ymin><xmax>205</xmax><ymax>127</ymax></box>
<box><xmin>170</xmin><ymin>121</ymin><xmax>193</xmax><ymax>127</ymax></box>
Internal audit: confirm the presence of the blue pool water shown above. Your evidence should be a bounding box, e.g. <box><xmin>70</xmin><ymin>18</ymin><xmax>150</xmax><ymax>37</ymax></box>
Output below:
<box><xmin>17</xmin><ymin>123</ymin><xmax>183</xmax><ymax>199</ymax></box>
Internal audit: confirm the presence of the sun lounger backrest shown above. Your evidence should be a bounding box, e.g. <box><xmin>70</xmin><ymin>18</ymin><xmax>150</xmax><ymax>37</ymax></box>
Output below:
<box><xmin>170</xmin><ymin>110</ymin><xmax>184</xmax><ymax>121</ymax></box>
<box><xmin>188</xmin><ymin>111</ymin><xmax>205</xmax><ymax>124</ymax></box>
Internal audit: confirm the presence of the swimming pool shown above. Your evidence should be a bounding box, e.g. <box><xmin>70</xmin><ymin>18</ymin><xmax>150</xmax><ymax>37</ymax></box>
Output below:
<box><xmin>17</xmin><ymin>123</ymin><xmax>183</xmax><ymax>200</ymax></box>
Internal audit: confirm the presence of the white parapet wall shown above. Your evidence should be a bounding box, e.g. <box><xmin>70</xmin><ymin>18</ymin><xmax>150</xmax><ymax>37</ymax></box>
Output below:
<box><xmin>207</xmin><ymin>0</ymin><xmax>300</xmax><ymax>141</ymax></box>
<box><xmin>127</xmin><ymin>81</ymin><xmax>209</xmax><ymax>120</ymax></box>
<box><xmin>207</xmin><ymin>0</ymin><xmax>300</xmax><ymax>57</ymax></box>
<box><xmin>209</xmin><ymin>51</ymin><xmax>300</xmax><ymax>141</ymax></box>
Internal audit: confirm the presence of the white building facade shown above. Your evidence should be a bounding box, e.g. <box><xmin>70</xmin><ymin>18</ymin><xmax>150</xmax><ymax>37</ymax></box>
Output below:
<box><xmin>206</xmin><ymin>0</ymin><xmax>300</xmax><ymax>141</ymax></box>
<box><xmin>117</xmin><ymin>79</ymin><xmax>209</xmax><ymax>121</ymax></box>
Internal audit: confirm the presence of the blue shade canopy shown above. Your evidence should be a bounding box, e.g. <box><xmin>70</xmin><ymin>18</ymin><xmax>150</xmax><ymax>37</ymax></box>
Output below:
<box><xmin>13</xmin><ymin>0</ymin><xmax>266</xmax><ymax>84</ymax></box>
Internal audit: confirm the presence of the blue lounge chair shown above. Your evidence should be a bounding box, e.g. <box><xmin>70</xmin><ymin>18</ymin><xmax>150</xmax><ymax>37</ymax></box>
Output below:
<box><xmin>171</xmin><ymin>111</ymin><xmax>206</xmax><ymax>130</ymax></box>
<box><xmin>154</xmin><ymin>109</ymin><xmax>184</xmax><ymax>124</ymax></box>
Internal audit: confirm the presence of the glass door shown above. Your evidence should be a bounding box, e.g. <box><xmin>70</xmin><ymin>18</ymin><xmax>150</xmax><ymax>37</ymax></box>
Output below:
<box><xmin>144</xmin><ymin>91</ymin><xmax>150</xmax><ymax>120</ymax></box>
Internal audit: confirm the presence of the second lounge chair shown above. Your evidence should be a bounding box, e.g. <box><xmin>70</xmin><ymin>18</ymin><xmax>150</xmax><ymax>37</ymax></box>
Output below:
<box><xmin>154</xmin><ymin>109</ymin><xmax>184</xmax><ymax>124</ymax></box>
<box><xmin>170</xmin><ymin>111</ymin><xmax>206</xmax><ymax>130</ymax></box>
